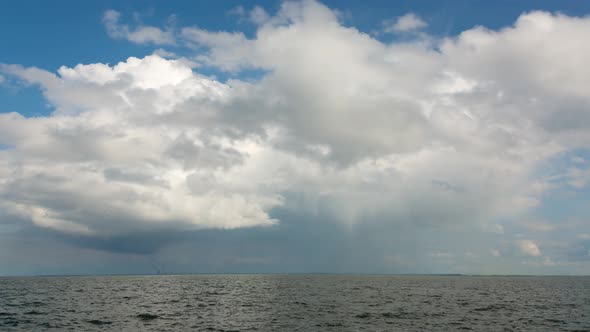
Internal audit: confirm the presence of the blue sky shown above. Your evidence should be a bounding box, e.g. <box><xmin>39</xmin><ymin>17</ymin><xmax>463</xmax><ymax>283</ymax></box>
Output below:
<box><xmin>1</xmin><ymin>0</ymin><xmax>590</xmax><ymax>275</ymax></box>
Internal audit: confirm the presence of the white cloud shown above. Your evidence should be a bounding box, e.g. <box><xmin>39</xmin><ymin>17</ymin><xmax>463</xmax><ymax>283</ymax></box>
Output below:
<box><xmin>2</xmin><ymin>1</ymin><xmax>590</xmax><ymax>246</ymax></box>
<box><xmin>181</xmin><ymin>28</ymin><xmax>253</xmax><ymax>71</ymax></box>
<box><xmin>103</xmin><ymin>10</ymin><xmax>175</xmax><ymax>45</ymax></box>
<box><xmin>517</xmin><ymin>240</ymin><xmax>542</xmax><ymax>257</ymax></box>
<box><xmin>383</xmin><ymin>13</ymin><xmax>427</xmax><ymax>33</ymax></box>
<box><xmin>441</xmin><ymin>11</ymin><xmax>590</xmax><ymax>137</ymax></box>
<box><xmin>152</xmin><ymin>48</ymin><xmax>177</xmax><ymax>58</ymax></box>
<box><xmin>0</xmin><ymin>55</ymin><xmax>279</xmax><ymax>235</ymax></box>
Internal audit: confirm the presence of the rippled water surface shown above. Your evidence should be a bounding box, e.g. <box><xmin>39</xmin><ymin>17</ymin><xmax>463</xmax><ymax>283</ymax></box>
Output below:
<box><xmin>1</xmin><ymin>275</ymin><xmax>589</xmax><ymax>331</ymax></box>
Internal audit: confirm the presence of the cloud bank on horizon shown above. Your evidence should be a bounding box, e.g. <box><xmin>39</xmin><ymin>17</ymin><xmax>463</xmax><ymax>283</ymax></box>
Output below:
<box><xmin>1</xmin><ymin>0</ymin><xmax>589</xmax><ymax>275</ymax></box>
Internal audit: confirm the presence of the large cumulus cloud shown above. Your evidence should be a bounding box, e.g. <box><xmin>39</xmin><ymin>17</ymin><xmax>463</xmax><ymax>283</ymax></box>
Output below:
<box><xmin>0</xmin><ymin>56</ymin><xmax>282</xmax><ymax>235</ymax></box>
<box><xmin>1</xmin><ymin>1</ymin><xmax>590</xmax><ymax>269</ymax></box>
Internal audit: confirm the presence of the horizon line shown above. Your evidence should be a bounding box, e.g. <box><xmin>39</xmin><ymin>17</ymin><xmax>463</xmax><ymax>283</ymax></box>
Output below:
<box><xmin>1</xmin><ymin>272</ymin><xmax>589</xmax><ymax>278</ymax></box>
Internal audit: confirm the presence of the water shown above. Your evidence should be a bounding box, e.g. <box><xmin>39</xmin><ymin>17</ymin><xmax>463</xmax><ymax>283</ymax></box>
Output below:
<box><xmin>1</xmin><ymin>275</ymin><xmax>589</xmax><ymax>331</ymax></box>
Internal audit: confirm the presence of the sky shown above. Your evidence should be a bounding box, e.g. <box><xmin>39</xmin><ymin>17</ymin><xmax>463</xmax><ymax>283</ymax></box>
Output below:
<box><xmin>1</xmin><ymin>0</ymin><xmax>590</xmax><ymax>276</ymax></box>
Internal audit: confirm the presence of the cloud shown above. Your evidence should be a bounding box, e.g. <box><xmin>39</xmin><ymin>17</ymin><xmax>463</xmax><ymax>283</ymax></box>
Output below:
<box><xmin>0</xmin><ymin>55</ymin><xmax>280</xmax><ymax>236</ymax></box>
<box><xmin>181</xmin><ymin>28</ymin><xmax>254</xmax><ymax>72</ymax></box>
<box><xmin>517</xmin><ymin>240</ymin><xmax>542</xmax><ymax>257</ymax></box>
<box><xmin>103</xmin><ymin>10</ymin><xmax>175</xmax><ymax>45</ymax></box>
<box><xmin>227</xmin><ymin>5</ymin><xmax>246</xmax><ymax>18</ymax></box>
<box><xmin>1</xmin><ymin>1</ymin><xmax>590</xmax><ymax>273</ymax></box>
<box><xmin>249</xmin><ymin>6</ymin><xmax>270</xmax><ymax>25</ymax></box>
<box><xmin>541</xmin><ymin>256</ymin><xmax>555</xmax><ymax>266</ymax></box>
<box><xmin>383</xmin><ymin>13</ymin><xmax>427</xmax><ymax>33</ymax></box>
<box><xmin>228</xmin><ymin>5</ymin><xmax>270</xmax><ymax>26</ymax></box>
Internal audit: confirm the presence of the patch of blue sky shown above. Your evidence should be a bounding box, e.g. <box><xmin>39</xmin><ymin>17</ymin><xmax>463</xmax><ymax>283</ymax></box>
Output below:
<box><xmin>325</xmin><ymin>0</ymin><xmax>590</xmax><ymax>39</ymax></box>
<box><xmin>532</xmin><ymin>148</ymin><xmax>590</xmax><ymax>187</ymax></box>
<box><xmin>0</xmin><ymin>82</ymin><xmax>51</xmax><ymax>117</ymax></box>
<box><xmin>530</xmin><ymin>183</ymin><xmax>590</xmax><ymax>225</ymax></box>
<box><xmin>507</xmin><ymin>147</ymin><xmax>590</xmax><ymax>235</ymax></box>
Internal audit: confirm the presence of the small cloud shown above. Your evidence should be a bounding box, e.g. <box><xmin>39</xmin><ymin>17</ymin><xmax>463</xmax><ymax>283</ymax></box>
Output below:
<box><xmin>493</xmin><ymin>224</ymin><xmax>504</xmax><ymax>234</ymax></box>
<box><xmin>572</xmin><ymin>156</ymin><xmax>587</xmax><ymax>164</ymax></box>
<box><xmin>430</xmin><ymin>252</ymin><xmax>453</xmax><ymax>259</ymax></box>
<box><xmin>249</xmin><ymin>6</ymin><xmax>270</xmax><ymax>25</ymax></box>
<box><xmin>0</xmin><ymin>74</ymin><xmax>5</xmax><ymax>83</ymax></box>
<box><xmin>102</xmin><ymin>10</ymin><xmax>175</xmax><ymax>45</ymax></box>
<box><xmin>577</xmin><ymin>233</ymin><xmax>590</xmax><ymax>240</ymax></box>
<box><xmin>541</xmin><ymin>256</ymin><xmax>555</xmax><ymax>266</ymax></box>
<box><xmin>228</xmin><ymin>5</ymin><xmax>246</xmax><ymax>18</ymax></box>
<box><xmin>153</xmin><ymin>48</ymin><xmax>177</xmax><ymax>58</ymax></box>
<box><xmin>491</xmin><ymin>249</ymin><xmax>501</xmax><ymax>257</ymax></box>
<box><xmin>228</xmin><ymin>5</ymin><xmax>269</xmax><ymax>25</ymax></box>
<box><xmin>383</xmin><ymin>13</ymin><xmax>427</xmax><ymax>33</ymax></box>
<box><xmin>483</xmin><ymin>223</ymin><xmax>504</xmax><ymax>234</ymax></box>
<box><xmin>517</xmin><ymin>240</ymin><xmax>542</xmax><ymax>257</ymax></box>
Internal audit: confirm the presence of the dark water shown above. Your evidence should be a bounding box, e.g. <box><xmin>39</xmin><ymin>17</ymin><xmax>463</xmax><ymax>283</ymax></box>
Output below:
<box><xmin>1</xmin><ymin>275</ymin><xmax>589</xmax><ymax>331</ymax></box>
